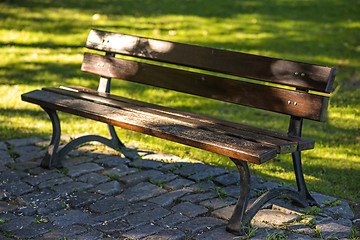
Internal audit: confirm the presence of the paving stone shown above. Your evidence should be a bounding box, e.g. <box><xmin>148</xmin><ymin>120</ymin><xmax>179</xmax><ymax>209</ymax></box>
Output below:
<box><xmin>174</xmin><ymin>162</ymin><xmax>213</xmax><ymax>177</ymax></box>
<box><xmin>194</xmin><ymin>226</ymin><xmax>237</xmax><ymax>240</ymax></box>
<box><xmin>38</xmin><ymin>176</ymin><xmax>73</xmax><ymax>189</ymax></box>
<box><xmin>7</xmin><ymin>161</ymin><xmax>40</xmax><ymax>172</ymax></box>
<box><xmin>0</xmin><ymin>170</ymin><xmax>28</xmax><ymax>183</ymax></box>
<box><xmin>11</xmin><ymin>222</ymin><xmax>53</xmax><ymax>239</ymax></box>
<box><xmin>23</xmin><ymin>172</ymin><xmax>64</xmax><ymax>186</ymax></box>
<box><xmin>66</xmin><ymin>162</ymin><xmax>104</xmax><ymax>177</ymax></box>
<box><xmin>171</xmin><ymin>202</ymin><xmax>208</xmax><ymax>218</ymax></box>
<box><xmin>252</xmin><ymin>181</ymin><xmax>279</xmax><ymax>190</ymax></box>
<box><xmin>213</xmin><ymin>172</ymin><xmax>240</xmax><ymax>186</ymax></box>
<box><xmin>323</xmin><ymin>201</ymin><xmax>355</xmax><ymax>220</ymax></box>
<box><xmin>0</xmin><ymin>216</ymin><xmax>35</xmax><ymax>232</ymax></box>
<box><xmin>37</xmin><ymin>199</ymin><xmax>68</xmax><ymax>215</ymax></box>
<box><xmin>49</xmin><ymin>209</ymin><xmax>91</xmax><ymax>227</ymax></box>
<box><xmin>27</xmin><ymin>166</ymin><xmax>53</xmax><ymax>175</ymax></box>
<box><xmin>188</xmin><ymin>179</ymin><xmax>217</xmax><ymax>192</ymax></box>
<box><xmin>149</xmin><ymin>173</ymin><xmax>177</xmax><ymax>184</ymax></box>
<box><xmin>118</xmin><ymin>182</ymin><xmax>167</xmax><ymax>202</ymax></box>
<box><xmin>19</xmin><ymin>189</ymin><xmax>59</xmax><ymax>205</ymax></box>
<box><xmin>287</xmin><ymin>233</ymin><xmax>313</xmax><ymax>240</ymax></box>
<box><xmin>143</xmin><ymin>229</ymin><xmax>186</xmax><ymax>240</ymax></box>
<box><xmin>62</xmin><ymin>155</ymin><xmax>95</xmax><ymax>167</ymax></box>
<box><xmin>127</xmin><ymin>201</ymin><xmax>160</xmax><ymax>215</ymax></box>
<box><xmin>164</xmin><ymin>178</ymin><xmax>195</xmax><ymax>190</ymax></box>
<box><xmin>177</xmin><ymin>217</ymin><xmax>226</xmax><ymax>234</ymax></box>
<box><xmin>188</xmin><ymin>167</ymin><xmax>228</xmax><ymax>181</ymax></box>
<box><xmin>200</xmin><ymin>196</ymin><xmax>237</xmax><ymax>210</ymax></box>
<box><xmin>2</xmin><ymin>181</ymin><xmax>34</xmax><ymax>196</ymax></box>
<box><xmin>160</xmin><ymin>162</ymin><xmax>190</xmax><ymax>172</ymax></box>
<box><xmin>71</xmin><ymin>230</ymin><xmax>104</xmax><ymax>240</ymax></box>
<box><xmin>6</xmin><ymin>137</ymin><xmax>43</xmax><ymax>147</ymax></box>
<box><xmin>51</xmin><ymin>181</ymin><xmax>93</xmax><ymax>195</ymax></box>
<box><xmin>0</xmin><ymin>141</ymin><xmax>7</xmax><ymax>150</ymax></box>
<box><xmin>95</xmin><ymin>155</ymin><xmax>130</xmax><ymax>167</ymax></box>
<box><xmin>125</xmin><ymin>207</ymin><xmax>170</xmax><ymax>226</ymax></box>
<box><xmin>89</xmin><ymin>197</ymin><xmax>129</xmax><ymax>213</ymax></box>
<box><xmin>316</xmin><ymin>219</ymin><xmax>352</xmax><ymax>239</ymax></box>
<box><xmin>77</xmin><ymin>172</ymin><xmax>110</xmax><ymax>185</ymax></box>
<box><xmin>10</xmin><ymin>145</ymin><xmax>45</xmax><ymax>162</ymax></box>
<box><xmin>149</xmin><ymin>189</ymin><xmax>192</xmax><ymax>207</ymax></box>
<box><xmin>180</xmin><ymin>191</ymin><xmax>218</xmax><ymax>203</ymax></box>
<box><xmin>67</xmin><ymin>192</ymin><xmax>103</xmax><ymax>208</ymax></box>
<box><xmin>103</xmin><ymin>165</ymin><xmax>138</xmax><ymax>178</ymax></box>
<box><xmin>129</xmin><ymin>158</ymin><xmax>164</xmax><ymax>169</ymax></box>
<box><xmin>222</xmin><ymin>185</ymin><xmax>240</xmax><ymax>198</ymax></box>
<box><xmin>84</xmin><ymin>210</ymin><xmax>129</xmax><ymax>227</ymax></box>
<box><xmin>155</xmin><ymin>213</ymin><xmax>190</xmax><ymax>228</ymax></box>
<box><xmin>123</xmin><ymin>224</ymin><xmax>164</xmax><ymax>239</ymax></box>
<box><xmin>0</xmin><ymin>201</ymin><xmax>17</xmax><ymax>213</ymax></box>
<box><xmin>95</xmin><ymin>220</ymin><xmax>129</xmax><ymax>235</ymax></box>
<box><xmin>288</xmin><ymin>223</ymin><xmax>315</xmax><ymax>236</ymax></box>
<box><xmin>0</xmin><ymin>150</ymin><xmax>14</xmax><ymax>165</ymax></box>
<box><xmin>253</xmin><ymin>209</ymin><xmax>298</xmax><ymax>225</ymax></box>
<box><xmin>0</xmin><ymin>165</ymin><xmax>8</xmax><ymax>172</ymax></box>
<box><xmin>119</xmin><ymin>169</ymin><xmax>163</xmax><ymax>186</ymax></box>
<box><xmin>41</xmin><ymin>225</ymin><xmax>87</xmax><ymax>240</ymax></box>
<box><xmin>91</xmin><ymin>180</ymin><xmax>122</xmax><ymax>196</ymax></box>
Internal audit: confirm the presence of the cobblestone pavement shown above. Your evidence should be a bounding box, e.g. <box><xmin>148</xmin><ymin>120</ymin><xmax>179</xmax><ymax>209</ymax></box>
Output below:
<box><xmin>0</xmin><ymin>136</ymin><xmax>358</xmax><ymax>239</ymax></box>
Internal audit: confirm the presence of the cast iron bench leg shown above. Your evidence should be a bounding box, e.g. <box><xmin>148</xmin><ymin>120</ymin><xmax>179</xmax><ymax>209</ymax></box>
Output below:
<box><xmin>292</xmin><ymin>151</ymin><xmax>318</xmax><ymax>206</ymax></box>
<box><xmin>227</xmin><ymin>158</ymin><xmax>309</xmax><ymax>235</ymax></box>
<box><xmin>41</xmin><ymin>108</ymin><xmax>126</xmax><ymax>169</ymax></box>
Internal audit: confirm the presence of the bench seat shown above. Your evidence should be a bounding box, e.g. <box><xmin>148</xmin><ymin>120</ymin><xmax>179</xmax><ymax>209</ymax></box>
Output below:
<box><xmin>22</xmin><ymin>86</ymin><xmax>314</xmax><ymax>165</ymax></box>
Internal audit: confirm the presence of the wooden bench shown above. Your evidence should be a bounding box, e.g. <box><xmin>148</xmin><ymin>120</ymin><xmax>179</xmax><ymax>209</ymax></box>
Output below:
<box><xmin>21</xmin><ymin>29</ymin><xmax>336</xmax><ymax>235</ymax></box>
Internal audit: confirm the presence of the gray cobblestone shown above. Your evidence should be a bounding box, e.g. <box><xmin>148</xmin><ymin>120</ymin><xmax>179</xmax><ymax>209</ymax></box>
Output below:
<box><xmin>123</xmin><ymin>224</ymin><xmax>164</xmax><ymax>239</ymax></box>
<box><xmin>149</xmin><ymin>189</ymin><xmax>192</xmax><ymax>207</ymax></box>
<box><xmin>67</xmin><ymin>192</ymin><xmax>103</xmax><ymax>208</ymax></box>
<box><xmin>119</xmin><ymin>169</ymin><xmax>163</xmax><ymax>186</ymax></box>
<box><xmin>51</xmin><ymin>181</ymin><xmax>93</xmax><ymax>195</ymax></box>
<box><xmin>164</xmin><ymin>178</ymin><xmax>195</xmax><ymax>190</ymax></box>
<box><xmin>41</xmin><ymin>225</ymin><xmax>87</xmax><ymax>240</ymax></box>
<box><xmin>172</xmin><ymin>202</ymin><xmax>208</xmax><ymax>218</ymax></box>
<box><xmin>49</xmin><ymin>209</ymin><xmax>91</xmax><ymax>227</ymax></box>
<box><xmin>95</xmin><ymin>155</ymin><xmax>130</xmax><ymax>167</ymax></box>
<box><xmin>0</xmin><ymin>139</ymin><xmax>353</xmax><ymax>239</ymax></box>
<box><xmin>155</xmin><ymin>213</ymin><xmax>190</xmax><ymax>228</ymax></box>
<box><xmin>66</xmin><ymin>162</ymin><xmax>104</xmax><ymax>177</ymax></box>
<box><xmin>177</xmin><ymin>217</ymin><xmax>226</xmax><ymax>234</ymax></box>
<box><xmin>89</xmin><ymin>197</ymin><xmax>129</xmax><ymax>213</ymax></box>
<box><xmin>77</xmin><ymin>172</ymin><xmax>110</xmax><ymax>185</ymax></box>
<box><xmin>10</xmin><ymin>145</ymin><xmax>45</xmax><ymax>162</ymax></box>
<box><xmin>6</xmin><ymin>137</ymin><xmax>43</xmax><ymax>147</ymax></box>
<box><xmin>91</xmin><ymin>180</ymin><xmax>122</xmax><ymax>196</ymax></box>
<box><xmin>125</xmin><ymin>207</ymin><xmax>170</xmax><ymax>226</ymax></box>
<box><xmin>143</xmin><ymin>229</ymin><xmax>186</xmax><ymax>240</ymax></box>
<box><xmin>38</xmin><ymin>176</ymin><xmax>73</xmax><ymax>189</ymax></box>
<box><xmin>0</xmin><ymin>151</ymin><xmax>13</xmax><ymax>165</ymax></box>
<box><xmin>118</xmin><ymin>182</ymin><xmax>167</xmax><ymax>202</ymax></box>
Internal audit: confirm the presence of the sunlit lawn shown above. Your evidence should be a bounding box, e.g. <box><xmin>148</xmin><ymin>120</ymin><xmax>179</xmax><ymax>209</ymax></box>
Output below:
<box><xmin>0</xmin><ymin>0</ymin><xmax>359</xmax><ymax>202</ymax></box>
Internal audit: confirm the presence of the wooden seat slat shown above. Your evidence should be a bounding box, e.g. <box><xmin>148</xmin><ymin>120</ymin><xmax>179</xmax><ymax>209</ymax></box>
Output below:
<box><xmin>22</xmin><ymin>90</ymin><xmax>277</xmax><ymax>164</ymax></box>
<box><xmin>43</xmin><ymin>86</ymin><xmax>315</xmax><ymax>154</ymax></box>
<box><xmin>86</xmin><ymin>29</ymin><xmax>335</xmax><ymax>93</ymax></box>
<box><xmin>81</xmin><ymin>53</ymin><xmax>329</xmax><ymax>121</ymax></box>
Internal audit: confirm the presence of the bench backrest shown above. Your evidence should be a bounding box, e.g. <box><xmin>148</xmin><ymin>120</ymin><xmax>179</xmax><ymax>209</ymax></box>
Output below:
<box><xmin>81</xmin><ymin>29</ymin><xmax>336</xmax><ymax>122</ymax></box>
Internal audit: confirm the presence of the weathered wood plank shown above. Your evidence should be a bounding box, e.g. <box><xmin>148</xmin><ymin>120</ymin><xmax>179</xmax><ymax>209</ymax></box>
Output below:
<box><xmin>86</xmin><ymin>29</ymin><xmax>335</xmax><ymax>93</ymax></box>
<box><xmin>43</xmin><ymin>86</ymin><xmax>314</xmax><ymax>153</ymax></box>
<box><xmin>21</xmin><ymin>90</ymin><xmax>277</xmax><ymax>164</ymax></box>
<box><xmin>81</xmin><ymin>53</ymin><xmax>329</xmax><ymax>121</ymax></box>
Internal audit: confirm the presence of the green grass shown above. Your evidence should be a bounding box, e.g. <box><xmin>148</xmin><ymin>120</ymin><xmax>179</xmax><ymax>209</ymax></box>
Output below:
<box><xmin>1</xmin><ymin>0</ymin><xmax>359</xmax><ymax>202</ymax></box>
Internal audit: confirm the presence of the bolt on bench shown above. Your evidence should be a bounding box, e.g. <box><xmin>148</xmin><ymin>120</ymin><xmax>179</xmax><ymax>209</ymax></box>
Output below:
<box><xmin>21</xmin><ymin>29</ymin><xmax>336</xmax><ymax>235</ymax></box>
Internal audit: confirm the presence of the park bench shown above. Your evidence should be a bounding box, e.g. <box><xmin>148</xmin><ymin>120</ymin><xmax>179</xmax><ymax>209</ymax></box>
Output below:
<box><xmin>21</xmin><ymin>29</ymin><xmax>336</xmax><ymax>235</ymax></box>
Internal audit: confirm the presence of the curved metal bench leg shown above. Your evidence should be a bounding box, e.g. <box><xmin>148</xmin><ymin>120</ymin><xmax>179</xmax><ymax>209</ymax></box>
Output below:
<box><xmin>41</xmin><ymin>107</ymin><xmax>62</xmax><ymax>169</ymax></box>
<box><xmin>108</xmin><ymin>124</ymin><xmax>126</xmax><ymax>149</ymax></box>
<box><xmin>226</xmin><ymin>158</ymin><xmax>251</xmax><ymax>235</ymax></box>
<box><xmin>292</xmin><ymin>151</ymin><xmax>318</xmax><ymax>206</ymax></box>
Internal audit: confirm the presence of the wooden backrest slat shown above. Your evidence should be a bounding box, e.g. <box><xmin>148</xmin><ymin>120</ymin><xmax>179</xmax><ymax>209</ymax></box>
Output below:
<box><xmin>86</xmin><ymin>29</ymin><xmax>335</xmax><ymax>93</ymax></box>
<box><xmin>81</xmin><ymin>53</ymin><xmax>328</xmax><ymax>121</ymax></box>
